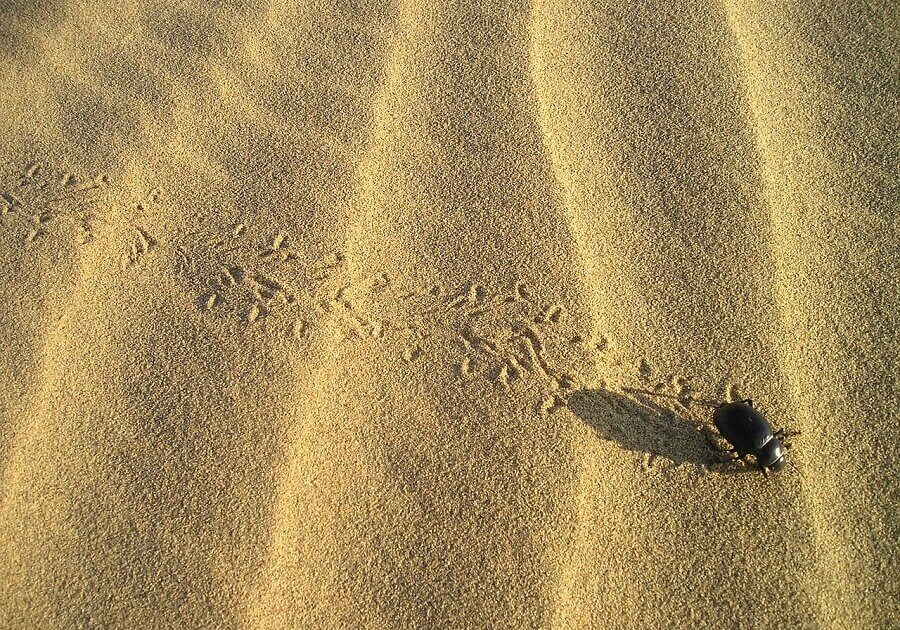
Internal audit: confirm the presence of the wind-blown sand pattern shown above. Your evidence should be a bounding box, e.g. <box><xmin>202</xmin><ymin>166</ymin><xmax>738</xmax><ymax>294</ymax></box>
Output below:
<box><xmin>0</xmin><ymin>1</ymin><xmax>897</xmax><ymax>627</ymax></box>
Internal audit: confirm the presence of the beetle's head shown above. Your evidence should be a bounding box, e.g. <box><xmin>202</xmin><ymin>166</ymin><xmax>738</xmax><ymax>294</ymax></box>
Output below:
<box><xmin>758</xmin><ymin>438</ymin><xmax>786</xmax><ymax>472</ymax></box>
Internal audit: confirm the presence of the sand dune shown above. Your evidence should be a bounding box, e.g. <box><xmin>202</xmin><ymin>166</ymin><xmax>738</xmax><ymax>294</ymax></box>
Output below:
<box><xmin>0</xmin><ymin>0</ymin><xmax>896</xmax><ymax>627</ymax></box>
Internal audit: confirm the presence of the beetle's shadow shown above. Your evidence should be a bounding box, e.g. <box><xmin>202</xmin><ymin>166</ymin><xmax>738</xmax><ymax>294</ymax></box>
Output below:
<box><xmin>567</xmin><ymin>387</ymin><xmax>743</xmax><ymax>472</ymax></box>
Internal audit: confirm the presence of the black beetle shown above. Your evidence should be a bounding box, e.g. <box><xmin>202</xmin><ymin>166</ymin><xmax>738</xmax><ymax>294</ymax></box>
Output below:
<box><xmin>713</xmin><ymin>399</ymin><xmax>793</xmax><ymax>474</ymax></box>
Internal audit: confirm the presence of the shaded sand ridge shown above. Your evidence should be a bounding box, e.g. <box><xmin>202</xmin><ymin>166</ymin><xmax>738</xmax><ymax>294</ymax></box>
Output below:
<box><xmin>0</xmin><ymin>0</ymin><xmax>897</xmax><ymax>628</ymax></box>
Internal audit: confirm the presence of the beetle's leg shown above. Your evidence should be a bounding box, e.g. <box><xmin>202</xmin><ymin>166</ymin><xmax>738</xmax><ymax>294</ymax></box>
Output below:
<box><xmin>737</xmin><ymin>398</ymin><xmax>754</xmax><ymax>407</ymax></box>
<box><xmin>720</xmin><ymin>450</ymin><xmax>748</xmax><ymax>464</ymax></box>
<box><xmin>705</xmin><ymin>437</ymin><xmax>738</xmax><ymax>464</ymax></box>
<box><xmin>705</xmin><ymin>436</ymin><xmax>738</xmax><ymax>456</ymax></box>
<box><xmin>721</xmin><ymin>450</ymin><xmax>742</xmax><ymax>463</ymax></box>
<box><xmin>704</xmin><ymin>434</ymin><xmax>722</xmax><ymax>449</ymax></box>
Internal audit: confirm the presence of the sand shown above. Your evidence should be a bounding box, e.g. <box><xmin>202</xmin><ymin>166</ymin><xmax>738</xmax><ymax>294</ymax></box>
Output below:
<box><xmin>0</xmin><ymin>0</ymin><xmax>897</xmax><ymax>627</ymax></box>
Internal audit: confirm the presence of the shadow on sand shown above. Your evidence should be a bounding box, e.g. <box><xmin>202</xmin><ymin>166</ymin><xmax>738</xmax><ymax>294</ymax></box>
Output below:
<box><xmin>567</xmin><ymin>387</ymin><xmax>737</xmax><ymax>470</ymax></box>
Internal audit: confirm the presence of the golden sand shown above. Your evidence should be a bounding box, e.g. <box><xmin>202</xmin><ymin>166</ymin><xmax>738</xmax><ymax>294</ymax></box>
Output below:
<box><xmin>0</xmin><ymin>1</ymin><xmax>896</xmax><ymax>627</ymax></box>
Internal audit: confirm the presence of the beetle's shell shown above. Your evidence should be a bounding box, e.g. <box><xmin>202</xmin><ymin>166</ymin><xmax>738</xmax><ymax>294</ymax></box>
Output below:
<box><xmin>713</xmin><ymin>402</ymin><xmax>775</xmax><ymax>455</ymax></box>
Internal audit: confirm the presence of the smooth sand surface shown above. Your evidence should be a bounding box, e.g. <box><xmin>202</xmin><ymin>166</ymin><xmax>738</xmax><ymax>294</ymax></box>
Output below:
<box><xmin>1</xmin><ymin>1</ymin><xmax>897</xmax><ymax>627</ymax></box>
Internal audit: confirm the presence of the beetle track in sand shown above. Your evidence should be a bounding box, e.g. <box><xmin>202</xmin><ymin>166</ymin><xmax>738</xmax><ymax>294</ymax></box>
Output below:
<box><xmin>1</xmin><ymin>159</ymin><xmax>606</xmax><ymax>411</ymax></box>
